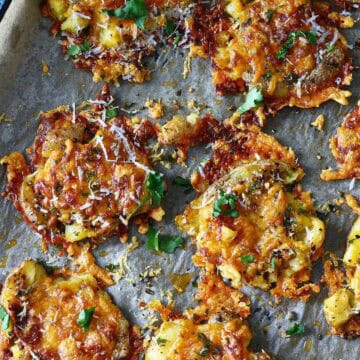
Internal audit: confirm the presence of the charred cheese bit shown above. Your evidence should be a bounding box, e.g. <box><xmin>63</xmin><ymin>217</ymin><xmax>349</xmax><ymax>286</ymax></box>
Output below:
<box><xmin>321</xmin><ymin>101</ymin><xmax>360</xmax><ymax>181</ymax></box>
<box><xmin>42</xmin><ymin>0</ymin><xmax>191</xmax><ymax>84</ymax></box>
<box><xmin>0</xmin><ymin>256</ymin><xmax>129</xmax><ymax>359</ymax></box>
<box><xmin>1</xmin><ymin>86</ymin><xmax>160</xmax><ymax>247</ymax></box>
<box><xmin>177</xmin><ymin>160</ymin><xmax>325</xmax><ymax>300</ymax></box>
<box><xmin>323</xmin><ymin>195</ymin><xmax>360</xmax><ymax>337</ymax></box>
<box><xmin>190</xmin><ymin>0</ymin><xmax>352</xmax><ymax>112</ymax></box>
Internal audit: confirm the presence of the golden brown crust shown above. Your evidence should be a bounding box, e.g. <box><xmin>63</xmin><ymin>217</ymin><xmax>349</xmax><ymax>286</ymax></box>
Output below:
<box><xmin>1</xmin><ymin>86</ymin><xmax>159</xmax><ymax>249</ymax></box>
<box><xmin>176</xmin><ymin>124</ymin><xmax>325</xmax><ymax>301</ymax></box>
<box><xmin>42</xmin><ymin>0</ymin><xmax>190</xmax><ymax>84</ymax></box>
<box><xmin>0</xmin><ymin>250</ymin><xmax>129</xmax><ymax>359</ymax></box>
<box><xmin>321</xmin><ymin>102</ymin><xmax>360</xmax><ymax>181</ymax></box>
<box><xmin>189</xmin><ymin>0</ymin><xmax>352</xmax><ymax>112</ymax></box>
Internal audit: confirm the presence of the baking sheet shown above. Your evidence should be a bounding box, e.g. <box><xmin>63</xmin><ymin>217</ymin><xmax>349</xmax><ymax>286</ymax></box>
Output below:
<box><xmin>0</xmin><ymin>1</ymin><xmax>359</xmax><ymax>358</ymax></box>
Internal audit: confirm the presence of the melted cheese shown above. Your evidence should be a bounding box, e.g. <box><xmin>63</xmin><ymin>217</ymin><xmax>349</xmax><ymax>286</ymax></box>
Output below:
<box><xmin>0</xmin><ymin>257</ymin><xmax>129</xmax><ymax>359</ymax></box>
<box><xmin>191</xmin><ymin>0</ymin><xmax>352</xmax><ymax>111</ymax></box>
<box><xmin>177</xmin><ymin>160</ymin><xmax>325</xmax><ymax>300</ymax></box>
<box><xmin>1</xmin><ymin>89</ymin><xmax>158</xmax><ymax>246</ymax></box>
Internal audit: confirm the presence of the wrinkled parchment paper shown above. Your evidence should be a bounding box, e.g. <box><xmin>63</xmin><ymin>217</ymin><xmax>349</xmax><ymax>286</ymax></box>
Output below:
<box><xmin>0</xmin><ymin>1</ymin><xmax>359</xmax><ymax>358</ymax></box>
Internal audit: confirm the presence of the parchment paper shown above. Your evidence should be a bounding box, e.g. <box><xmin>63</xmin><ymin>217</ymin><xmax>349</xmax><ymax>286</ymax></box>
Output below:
<box><xmin>0</xmin><ymin>1</ymin><xmax>359</xmax><ymax>359</ymax></box>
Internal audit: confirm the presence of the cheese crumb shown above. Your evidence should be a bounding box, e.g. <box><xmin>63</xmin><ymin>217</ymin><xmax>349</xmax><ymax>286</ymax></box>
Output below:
<box><xmin>311</xmin><ymin>114</ymin><xmax>325</xmax><ymax>131</ymax></box>
<box><xmin>145</xmin><ymin>98</ymin><xmax>164</xmax><ymax>119</ymax></box>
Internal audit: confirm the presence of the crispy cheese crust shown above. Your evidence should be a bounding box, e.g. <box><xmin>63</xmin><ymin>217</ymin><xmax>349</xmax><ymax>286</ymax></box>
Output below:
<box><xmin>323</xmin><ymin>195</ymin><xmax>360</xmax><ymax>338</ymax></box>
<box><xmin>175</xmin><ymin>122</ymin><xmax>325</xmax><ymax>300</ymax></box>
<box><xmin>0</xmin><ymin>248</ymin><xmax>129</xmax><ymax>359</ymax></box>
<box><xmin>189</xmin><ymin>0</ymin><xmax>352</xmax><ymax>111</ymax></box>
<box><xmin>42</xmin><ymin>0</ymin><xmax>190</xmax><ymax>84</ymax></box>
<box><xmin>145</xmin><ymin>272</ymin><xmax>271</xmax><ymax>360</ymax></box>
<box><xmin>321</xmin><ymin>101</ymin><xmax>360</xmax><ymax>181</ymax></box>
<box><xmin>1</xmin><ymin>86</ymin><xmax>158</xmax><ymax>248</ymax></box>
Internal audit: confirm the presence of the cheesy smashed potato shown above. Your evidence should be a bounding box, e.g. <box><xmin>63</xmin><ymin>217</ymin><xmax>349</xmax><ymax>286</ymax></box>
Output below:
<box><xmin>42</xmin><ymin>0</ymin><xmax>190</xmax><ymax>84</ymax></box>
<box><xmin>145</xmin><ymin>271</ymin><xmax>271</xmax><ymax>360</ymax></box>
<box><xmin>321</xmin><ymin>101</ymin><xmax>360</xmax><ymax>181</ymax></box>
<box><xmin>1</xmin><ymin>86</ymin><xmax>160</xmax><ymax>247</ymax></box>
<box><xmin>0</xmin><ymin>249</ymin><xmax>129</xmax><ymax>359</ymax></box>
<box><xmin>323</xmin><ymin>195</ymin><xmax>360</xmax><ymax>338</ymax></box>
<box><xmin>189</xmin><ymin>0</ymin><xmax>352</xmax><ymax>111</ymax></box>
<box><xmin>177</xmin><ymin>155</ymin><xmax>325</xmax><ymax>300</ymax></box>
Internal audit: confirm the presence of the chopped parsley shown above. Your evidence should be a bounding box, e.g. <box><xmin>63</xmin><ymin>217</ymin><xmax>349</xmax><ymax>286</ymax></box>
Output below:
<box><xmin>156</xmin><ymin>338</ymin><xmax>168</xmax><ymax>346</ymax></box>
<box><xmin>0</xmin><ymin>306</ymin><xmax>10</xmax><ymax>331</ymax></box>
<box><xmin>106</xmin><ymin>106</ymin><xmax>119</xmax><ymax>119</ymax></box>
<box><xmin>266</xmin><ymin>9</ymin><xmax>274</xmax><ymax>22</ymax></box>
<box><xmin>173</xmin><ymin>36</ymin><xmax>181</xmax><ymax>45</ymax></box>
<box><xmin>270</xmin><ymin>256</ymin><xmax>276</xmax><ymax>269</ymax></box>
<box><xmin>236</xmin><ymin>87</ymin><xmax>263</xmax><ymax>115</ymax></box>
<box><xmin>103</xmin><ymin>0</ymin><xmax>149</xmax><ymax>30</ymax></box>
<box><xmin>77</xmin><ymin>307</ymin><xmax>95</xmax><ymax>332</ymax></box>
<box><xmin>277</xmin><ymin>31</ymin><xmax>317</xmax><ymax>59</ymax></box>
<box><xmin>165</xmin><ymin>19</ymin><xmax>175</xmax><ymax>36</ymax></box>
<box><xmin>67</xmin><ymin>39</ymin><xmax>91</xmax><ymax>57</ymax></box>
<box><xmin>264</xmin><ymin>72</ymin><xmax>273</xmax><ymax>80</ymax></box>
<box><xmin>326</xmin><ymin>44</ymin><xmax>335</xmax><ymax>53</ymax></box>
<box><xmin>105</xmin><ymin>263</ymin><xmax>120</xmax><ymax>272</ymax></box>
<box><xmin>173</xmin><ymin>176</ymin><xmax>193</xmax><ymax>194</ymax></box>
<box><xmin>146</xmin><ymin>172</ymin><xmax>165</xmax><ymax>207</ymax></box>
<box><xmin>213</xmin><ymin>190</ymin><xmax>239</xmax><ymax>218</ymax></box>
<box><xmin>285</xmin><ymin>322</ymin><xmax>305</xmax><ymax>337</ymax></box>
<box><xmin>241</xmin><ymin>254</ymin><xmax>255</xmax><ymax>264</ymax></box>
<box><xmin>147</xmin><ymin>226</ymin><xmax>184</xmax><ymax>254</ymax></box>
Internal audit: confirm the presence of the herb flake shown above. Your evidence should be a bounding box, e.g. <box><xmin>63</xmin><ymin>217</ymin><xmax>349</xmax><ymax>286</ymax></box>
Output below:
<box><xmin>77</xmin><ymin>307</ymin><xmax>95</xmax><ymax>332</ymax></box>
<box><xmin>213</xmin><ymin>190</ymin><xmax>239</xmax><ymax>218</ymax></box>
<box><xmin>285</xmin><ymin>322</ymin><xmax>305</xmax><ymax>337</ymax></box>
<box><xmin>103</xmin><ymin>0</ymin><xmax>149</xmax><ymax>30</ymax></box>
<box><xmin>277</xmin><ymin>31</ymin><xmax>317</xmax><ymax>59</ymax></box>
<box><xmin>147</xmin><ymin>226</ymin><xmax>184</xmax><ymax>254</ymax></box>
<box><xmin>236</xmin><ymin>87</ymin><xmax>263</xmax><ymax>115</ymax></box>
<box><xmin>173</xmin><ymin>176</ymin><xmax>193</xmax><ymax>194</ymax></box>
<box><xmin>0</xmin><ymin>306</ymin><xmax>10</xmax><ymax>331</ymax></box>
<box><xmin>241</xmin><ymin>254</ymin><xmax>255</xmax><ymax>264</ymax></box>
<box><xmin>146</xmin><ymin>172</ymin><xmax>165</xmax><ymax>207</ymax></box>
<box><xmin>67</xmin><ymin>40</ymin><xmax>91</xmax><ymax>57</ymax></box>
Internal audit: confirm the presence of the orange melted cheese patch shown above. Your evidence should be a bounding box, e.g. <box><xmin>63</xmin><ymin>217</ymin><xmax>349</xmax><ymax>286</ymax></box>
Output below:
<box><xmin>43</xmin><ymin>0</ymin><xmax>191</xmax><ymax>84</ymax></box>
<box><xmin>146</xmin><ymin>271</ymin><xmax>271</xmax><ymax>360</ymax></box>
<box><xmin>1</xmin><ymin>87</ymin><xmax>160</xmax><ymax>247</ymax></box>
<box><xmin>0</xmin><ymin>249</ymin><xmax>129</xmax><ymax>359</ymax></box>
<box><xmin>321</xmin><ymin>101</ymin><xmax>360</xmax><ymax>181</ymax></box>
<box><xmin>323</xmin><ymin>195</ymin><xmax>360</xmax><ymax>338</ymax></box>
<box><xmin>189</xmin><ymin>0</ymin><xmax>352</xmax><ymax>112</ymax></box>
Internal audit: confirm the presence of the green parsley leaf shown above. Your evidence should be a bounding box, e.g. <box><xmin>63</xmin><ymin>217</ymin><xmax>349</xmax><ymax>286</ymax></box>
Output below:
<box><xmin>105</xmin><ymin>263</ymin><xmax>120</xmax><ymax>272</ymax></box>
<box><xmin>173</xmin><ymin>36</ymin><xmax>180</xmax><ymax>45</ymax></box>
<box><xmin>103</xmin><ymin>0</ymin><xmax>149</xmax><ymax>30</ymax></box>
<box><xmin>165</xmin><ymin>19</ymin><xmax>175</xmax><ymax>36</ymax></box>
<box><xmin>146</xmin><ymin>172</ymin><xmax>165</xmax><ymax>207</ymax></box>
<box><xmin>106</xmin><ymin>106</ymin><xmax>119</xmax><ymax>119</ymax></box>
<box><xmin>156</xmin><ymin>338</ymin><xmax>168</xmax><ymax>346</ymax></box>
<box><xmin>236</xmin><ymin>87</ymin><xmax>263</xmax><ymax>115</ymax></box>
<box><xmin>0</xmin><ymin>306</ymin><xmax>10</xmax><ymax>331</ymax></box>
<box><xmin>270</xmin><ymin>256</ymin><xmax>276</xmax><ymax>269</ymax></box>
<box><xmin>213</xmin><ymin>190</ymin><xmax>239</xmax><ymax>218</ymax></box>
<box><xmin>326</xmin><ymin>44</ymin><xmax>335</xmax><ymax>53</ymax></box>
<box><xmin>277</xmin><ymin>31</ymin><xmax>317</xmax><ymax>59</ymax></box>
<box><xmin>77</xmin><ymin>307</ymin><xmax>95</xmax><ymax>332</ymax></box>
<box><xmin>264</xmin><ymin>72</ymin><xmax>273</xmax><ymax>80</ymax></box>
<box><xmin>241</xmin><ymin>254</ymin><xmax>255</xmax><ymax>264</ymax></box>
<box><xmin>67</xmin><ymin>39</ymin><xmax>92</xmax><ymax>57</ymax></box>
<box><xmin>173</xmin><ymin>176</ymin><xmax>193</xmax><ymax>194</ymax></box>
<box><xmin>147</xmin><ymin>226</ymin><xmax>184</xmax><ymax>254</ymax></box>
<box><xmin>285</xmin><ymin>322</ymin><xmax>305</xmax><ymax>337</ymax></box>
<box><xmin>266</xmin><ymin>9</ymin><xmax>274</xmax><ymax>22</ymax></box>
